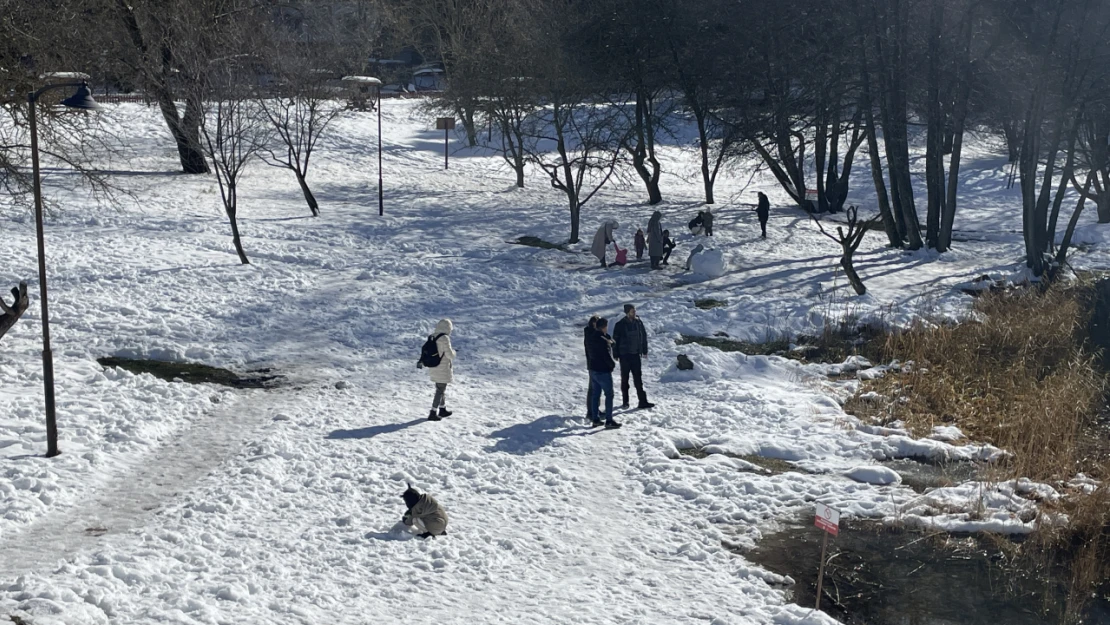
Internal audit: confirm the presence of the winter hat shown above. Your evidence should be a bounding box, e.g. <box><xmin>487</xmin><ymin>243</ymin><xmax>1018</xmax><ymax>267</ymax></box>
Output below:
<box><xmin>623</xmin><ymin>303</ymin><xmax>635</xmax><ymax>314</ymax></box>
<box><xmin>402</xmin><ymin>483</ymin><xmax>421</xmax><ymax>509</ymax></box>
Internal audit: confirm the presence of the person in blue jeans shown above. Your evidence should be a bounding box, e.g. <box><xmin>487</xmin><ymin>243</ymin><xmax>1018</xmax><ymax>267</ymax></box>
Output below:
<box><xmin>584</xmin><ymin>317</ymin><xmax>622</xmax><ymax>429</ymax></box>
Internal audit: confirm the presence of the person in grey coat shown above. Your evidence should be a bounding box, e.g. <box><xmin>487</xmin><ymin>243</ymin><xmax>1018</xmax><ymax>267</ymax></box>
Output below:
<box><xmin>402</xmin><ymin>483</ymin><xmax>449</xmax><ymax>538</ymax></box>
<box><xmin>647</xmin><ymin>211</ymin><xmax>664</xmax><ymax>270</ymax></box>
<box><xmin>591</xmin><ymin>220</ymin><xmax>619</xmax><ymax>268</ymax></box>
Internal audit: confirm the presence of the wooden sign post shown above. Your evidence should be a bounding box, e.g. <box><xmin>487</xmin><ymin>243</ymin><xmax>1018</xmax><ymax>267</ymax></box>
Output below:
<box><xmin>813</xmin><ymin>502</ymin><xmax>840</xmax><ymax>611</ymax></box>
<box><xmin>435</xmin><ymin>117</ymin><xmax>455</xmax><ymax>170</ymax></box>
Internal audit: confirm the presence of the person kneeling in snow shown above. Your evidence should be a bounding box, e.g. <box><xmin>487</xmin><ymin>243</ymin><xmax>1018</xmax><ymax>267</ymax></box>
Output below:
<box><xmin>402</xmin><ymin>483</ymin><xmax>449</xmax><ymax>538</ymax></box>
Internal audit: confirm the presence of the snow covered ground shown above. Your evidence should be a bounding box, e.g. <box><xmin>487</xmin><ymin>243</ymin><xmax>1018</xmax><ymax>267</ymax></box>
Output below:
<box><xmin>1</xmin><ymin>100</ymin><xmax>1108</xmax><ymax>624</ymax></box>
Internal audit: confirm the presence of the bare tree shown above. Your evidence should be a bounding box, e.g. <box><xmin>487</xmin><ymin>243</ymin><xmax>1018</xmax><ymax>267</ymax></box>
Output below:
<box><xmin>200</xmin><ymin>88</ymin><xmax>271</xmax><ymax>264</ymax></box>
<box><xmin>811</xmin><ymin>206</ymin><xmax>880</xmax><ymax>296</ymax></box>
<box><xmin>257</xmin><ymin>71</ymin><xmax>345</xmax><ymax>217</ymax></box>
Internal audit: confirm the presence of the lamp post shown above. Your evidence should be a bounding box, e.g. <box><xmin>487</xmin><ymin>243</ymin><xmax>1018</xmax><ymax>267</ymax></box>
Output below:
<box><xmin>28</xmin><ymin>81</ymin><xmax>100</xmax><ymax>458</ymax></box>
<box><xmin>377</xmin><ymin>83</ymin><xmax>383</xmax><ymax>217</ymax></box>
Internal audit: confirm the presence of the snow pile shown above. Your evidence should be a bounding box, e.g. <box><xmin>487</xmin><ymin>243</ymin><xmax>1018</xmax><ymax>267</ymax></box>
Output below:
<box><xmin>690</xmin><ymin>249</ymin><xmax>727</xmax><ymax>277</ymax></box>
<box><xmin>844</xmin><ymin>466</ymin><xmax>902</xmax><ymax>486</ymax></box>
<box><xmin>890</xmin><ymin>479</ymin><xmax>1061</xmax><ymax>534</ymax></box>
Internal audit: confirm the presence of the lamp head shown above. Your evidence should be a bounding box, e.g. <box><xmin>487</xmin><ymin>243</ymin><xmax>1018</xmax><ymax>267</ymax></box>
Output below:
<box><xmin>60</xmin><ymin>84</ymin><xmax>100</xmax><ymax>110</ymax></box>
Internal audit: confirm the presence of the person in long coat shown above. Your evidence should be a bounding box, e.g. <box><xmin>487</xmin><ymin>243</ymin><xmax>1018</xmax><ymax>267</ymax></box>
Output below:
<box><xmin>591</xmin><ymin>220</ymin><xmax>619</xmax><ymax>267</ymax></box>
<box><xmin>426</xmin><ymin>318</ymin><xmax>456</xmax><ymax>421</ymax></box>
<box><xmin>757</xmin><ymin>192</ymin><xmax>770</xmax><ymax>238</ymax></box>
<box><xmin>647</xmin><ymin>211</ymin><xmax>664</xmax><ymax>270</ymax></box>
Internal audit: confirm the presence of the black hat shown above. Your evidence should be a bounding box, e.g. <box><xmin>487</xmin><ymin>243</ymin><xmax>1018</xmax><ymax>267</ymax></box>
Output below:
<box><xmin>402</xmin><ymin>483</ymin><xmax>421</xmax><ymax>509</ymax></box>
<box><xmin>624</xmin><ymin>303</ymin><xmax>635</xmax><ymax>313</ymax></box>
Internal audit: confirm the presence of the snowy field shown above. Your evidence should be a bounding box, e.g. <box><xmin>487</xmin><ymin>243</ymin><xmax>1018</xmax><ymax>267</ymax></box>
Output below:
<box><xmin>1</xmin><ymin>100</ymin><xmax>1108</xmax><ymax>624</ymax></box>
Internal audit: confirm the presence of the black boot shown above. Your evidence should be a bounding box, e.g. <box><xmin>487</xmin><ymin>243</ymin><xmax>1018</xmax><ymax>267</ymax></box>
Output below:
<box><xmin>428</xmin><ymin>409</ymin><xmax>441</xmax><ymax>421</ymax></box>
<box><xmin>438</xmin><ymin>407</ymin><xmax>452</xmax><ymax>418</ymax></box>
<box><xmin>604</xmin><ymin>419</ymin><xmax>622</xmax><ymax>429</ymax></box>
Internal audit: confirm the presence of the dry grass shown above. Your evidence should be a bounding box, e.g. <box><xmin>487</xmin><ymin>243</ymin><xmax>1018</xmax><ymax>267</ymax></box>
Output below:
<box><xmin>859</xmin><ymin>285</ymin><xmax>1107</xmax><ymax>482</ymax></box>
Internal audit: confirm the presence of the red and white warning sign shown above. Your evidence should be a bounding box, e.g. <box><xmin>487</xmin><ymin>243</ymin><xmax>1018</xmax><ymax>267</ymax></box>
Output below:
<box><xmin>814</xmin><ymin>503</ymin><xmax>840</xmax><ymax>536</ymax></box>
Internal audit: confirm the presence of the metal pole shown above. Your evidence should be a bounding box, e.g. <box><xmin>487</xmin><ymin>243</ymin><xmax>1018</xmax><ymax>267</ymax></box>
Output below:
<box><xmin>377</xmin><ymin>87</ymin><xmax>383</xmax><ymax>217</ymax></box>
<box><xmin>815</xmin><ymin>531</ymin><xmax>829</xmax><ymax>610</ymax></box>
<box><xmin>444</xmin><ymin>128</ymin><xmax>449</xmax><ymax>170</ymax></box>
<box><xmin>28</xmin><ymin>93</ymin><xmax>59</xmax><ymax>458</ymax></box>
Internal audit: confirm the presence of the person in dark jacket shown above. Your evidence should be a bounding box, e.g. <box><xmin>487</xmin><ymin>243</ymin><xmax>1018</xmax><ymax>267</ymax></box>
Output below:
<box><xmin>634</xmin><ymin>228</ymin><xmax>646</xmax><ymax>260</ymax></box>
<box><xmin>688</xmin><ymin>211</ymin><xmax>704</xmax><ymax>236</ymax></box>
<box><xmin>662</xmin><ymin>230</ymin><xmax>677</xmax><ymax>265</ymax></box>
<box><xmin>756</xmin><ymin>192</ymin><xmax>770</xmax><ymax>238</ymax></box>
<box><xmin>703</xmin><ymin>209</ymin><xmax>714</xmax><ymax>236</ymax></box>
<box><xmin>584</xmin><ymin>315</ymin><xmax>599</xmax><ymax>423</ymax></box>
<box><xmin>612</xmin><ymin>304</ymin><xmax>654</xmax><ymax>410</ymax></box>
<box><xmin>585</xmin><ymin>318</ymin><xmax>621</xmax><ymax>428</ymax></box>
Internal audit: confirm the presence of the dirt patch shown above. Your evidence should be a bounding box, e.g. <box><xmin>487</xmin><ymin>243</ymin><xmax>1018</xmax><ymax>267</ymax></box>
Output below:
<box><xmin>694</xmin><ymin>298</ymin><xmax>728</xmax><ymax>310</ymax></box>
<box><xmin>97</xmin><ymin>357</ymin><xmax>281</xmax><ymax>389</ymax></box>
<box><xmin>511</xmin><ymin>236</ymin><xmax>567</xmax><ymax>251</ymax></box>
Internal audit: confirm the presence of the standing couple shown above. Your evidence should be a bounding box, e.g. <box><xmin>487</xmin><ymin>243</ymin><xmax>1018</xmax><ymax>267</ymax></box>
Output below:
<box><xmin>583</xmin><ymin>304</ymin><xmax>655</xmax><ymax>428</ymax></box>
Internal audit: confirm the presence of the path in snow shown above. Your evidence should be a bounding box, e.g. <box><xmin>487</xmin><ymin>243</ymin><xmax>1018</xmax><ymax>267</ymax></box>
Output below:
<box><xmin>0</xmin><ymin>389</ymin><xmax>291</xmax><ymax>580</ymax></box>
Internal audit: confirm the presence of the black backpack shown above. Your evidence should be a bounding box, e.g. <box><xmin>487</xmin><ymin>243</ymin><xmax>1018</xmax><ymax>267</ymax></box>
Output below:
<box><xmin>419</xmin><ymin>333</ymin><xmax>446</xmax><ymax>368</ymax></box>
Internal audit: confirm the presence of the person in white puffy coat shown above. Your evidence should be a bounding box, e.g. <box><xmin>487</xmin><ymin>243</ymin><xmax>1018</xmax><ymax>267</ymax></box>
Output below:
<box><xmin>427</xmin><ymin>318</ymin><xmax>456</xmax><ymax>421</ymax></box>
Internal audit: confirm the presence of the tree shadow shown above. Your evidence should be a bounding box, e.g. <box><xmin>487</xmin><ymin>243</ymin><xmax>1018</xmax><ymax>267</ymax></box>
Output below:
<box><xmin>327</xmin><ymin>418</ymin><xmax>425</xmax><ymax>440</ymax></box>
<box><xmin>486</xmin><ymin>414</ymin><xmax>587</xmax><ymax>455</ymax></box>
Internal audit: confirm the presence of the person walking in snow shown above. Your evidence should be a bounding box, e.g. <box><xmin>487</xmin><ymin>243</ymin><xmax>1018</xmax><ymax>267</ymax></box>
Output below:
<box><xmin>402</xmin><ymin>483</ymin><xmax>449</xmax><ymax>538</ymax></box>
<box><xmin>423</xmin><ymin>318</ymin><xmax>456</xmax><ymax>421</ymax></box>
<box><xmin>585</xmin><ymin>317</ymin><xmax>621</xmax><ymax>429</ymax></box>
<box><xmin>756</xmin><ymin>192</ymin><xmax>770</xmax><ymax>238</ymax></box>
<box><xmin>647</xmin><ymin>211</ymin><xmax>664</xmax><ymax>270</ymax></box>
<box><xmin>661</xmin><ymin>230</ymin><xmax>677</xmax><ymax>266</ymax></box>
<box><xmin>634</xmin><ymin>228</ymin><xmax>646</xmax><ymax>260</ymax></box>
<box><xmin>703</xmin><ymin>208</ymin><xmax>714</xmax><ymax>236</ymax></box>
<box><xmin>584</xmin><ymin>315</ymin><xmax>600</xmax><ymax>423</ymax></box>
<box><xmin>591</xmin><ymin>220</ymin><xmax>619</xmax><ymax>268</ymax></box>
<box><xmin>613</xmin><ymin>304</ymin><xmax>654</xmax><ymax>410</ymax></box>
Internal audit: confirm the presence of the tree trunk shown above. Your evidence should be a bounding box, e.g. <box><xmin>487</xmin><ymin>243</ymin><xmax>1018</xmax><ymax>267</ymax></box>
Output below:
<box><xmin>1098</xmin><ymin>193</ymin><xmax>1110</xmax><ymax>224</ymax></box>
<box><xmin>295</xmin><ymin>170</ymin><xmax>319</xmax><ymax>217</ymax></box>
<box><xmin>861</xmin><ymin>58</ymin><xmax>901</xmax><ymax>248</ymax></box>
<box><xmin>157</xmin><ymin>93</ymin><xmax>208</xmax><ymax>174</ymax></box>
<box><xmin>629</xmin><ymin>90</ymin><xmax>663</xmax><ymax>205</ymax></box>
<box><xmin>940</xmin><ymin>23</ymin><xmax>973</xmax><ymax>253</ymax></box>
<box><xmin>924</xmin><ymin>0</ymin><xmax>945</xmax><ymax>250</ymax></box>
<box><xmin>229</xmin><ymin>216</ymin><xmax>250</xmax><ymax>265</ymax></box>
<box><xmin>815</xmin><ymin>102</ymin><xmax>829</xmax><ymax>213</ymax></box>
<box><xmin>695</xmin><ymin>108</ymin><xmax>714</xmax><ymax>204</ymax></box>
<box><xmin>1057</xmin><ymin>171</ymin><xmax>1095</xmax><ymax>266</ymax></box>
<box><xmin>1048</xmin><ymin>114</ymin><xmax>1083</xmax><ymax>250</ymax></box>
<box><xmin>840</xmin><ymin>255</ymin><xmax>866</xmax><ymax>296</ymax></box>
<box><xmin>456</xmin><ymin>104</ymin><xmax>478</xmax><ymax>147</ymax></box>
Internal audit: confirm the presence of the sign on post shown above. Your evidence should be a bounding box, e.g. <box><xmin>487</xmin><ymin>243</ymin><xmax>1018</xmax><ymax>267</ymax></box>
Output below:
<box><xmin>436</xmin><ymin>117</ymin><xmax>455</xmax><ymax>170</ymax></box>
<box><xmin>805</xmin><ymin>188</ymin><xmax>819</xmax><ymax>201</ymax></box>
<box><xmin>813</xmin><ymin>502</ymin><xmax>840</xmax><ymax>612</ymax></box>
<box><xmin>815</xmin><ymin>502</ymin><xmax>840</xmax><ymax>536</ymax></box>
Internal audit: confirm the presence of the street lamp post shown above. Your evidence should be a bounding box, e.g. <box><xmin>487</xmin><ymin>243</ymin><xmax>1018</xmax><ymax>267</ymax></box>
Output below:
<box><xmin>377</xmin><ymin>84</ymin><xmax>383</xmax><ymax>217</ymax></box>
<box><xmin>27</xmin><ymin>81</ymin><xmax>99</xmax><ymax>458</ymax></box>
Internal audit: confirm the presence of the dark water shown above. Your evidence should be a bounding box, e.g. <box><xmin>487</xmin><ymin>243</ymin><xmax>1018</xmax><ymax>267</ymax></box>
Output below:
<box><xmin>745</xmin><ymin>520</ymin><xmax>1110</xmax><ymax>625</ymax></box>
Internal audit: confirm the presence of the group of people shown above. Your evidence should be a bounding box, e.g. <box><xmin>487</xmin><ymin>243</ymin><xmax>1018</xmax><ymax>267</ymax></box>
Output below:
<box><xmin>582</xmin><ymin>303</ymin><xmax>654</xmax><ymax>428</ymax></box>
<box><xmin>404</xmin><ymin>194</ymin><xmax>778</xmax><ymax>536</ymax></box>
<box><xmin>592</xmin><ymin>193</ymin><xmax>774</xmax><ymax>269</ymax></box>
